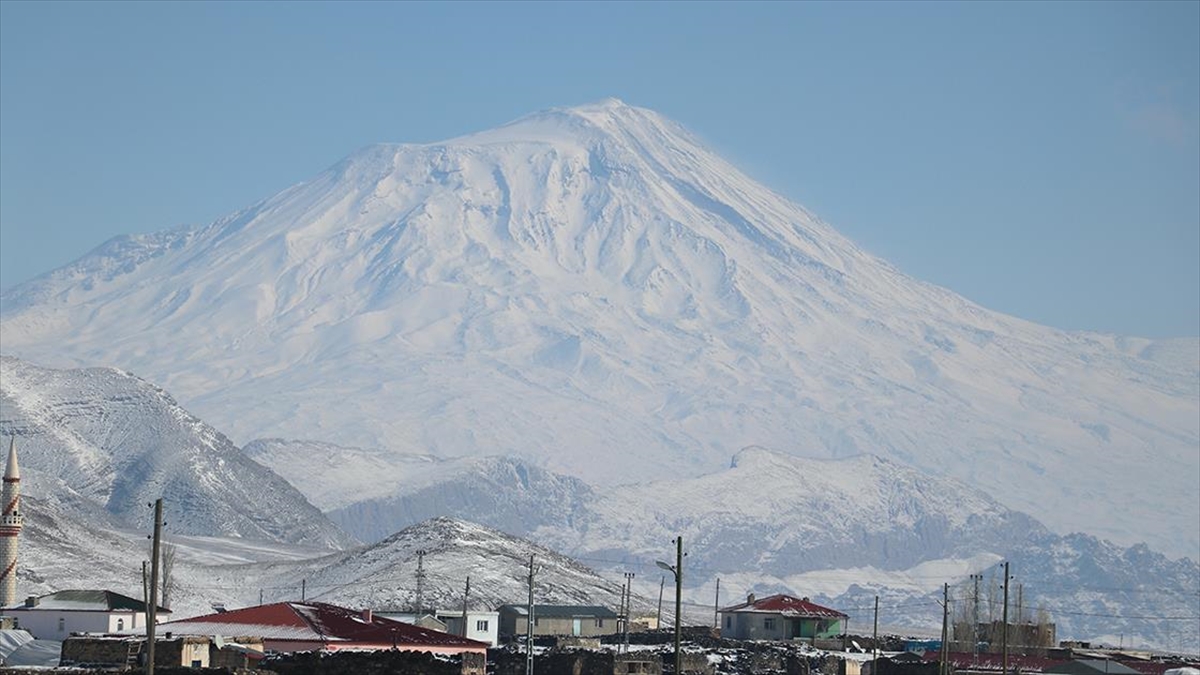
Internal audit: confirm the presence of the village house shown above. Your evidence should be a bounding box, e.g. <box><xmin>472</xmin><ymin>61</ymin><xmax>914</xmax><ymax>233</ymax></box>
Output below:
<box><xmin>0</xmin><ymin>590</ymin><xmax>170</xmax><ymax>640</ymax></box>
<box><xmin>377</xmin><ymin>608</ymin><xmax>501</xmax><ymax>647</ymax></box>
<box><xmin>497</xmin><ymin>604</ymin><xmax>619</xmax><ymax>639</ymax></box>
<box><xmin>718</xmin><ymin>593</ymin><xmax>847</xmax><ymax>642</ymax></box>
<box><xmin>156</xmin><ymin>601</ymin><xmax>489</xmax><ymax>658</ymax></box>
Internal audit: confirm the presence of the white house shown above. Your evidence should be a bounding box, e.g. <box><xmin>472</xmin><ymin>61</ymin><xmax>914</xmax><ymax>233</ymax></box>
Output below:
<box><xmin>376</xmin><ymin>609</ymin><xmax>500</xmax><ymax>647</ymax></box>
<box><xmin>1</xmin><ymin>590</ymin><xmax>169</xmax><ymax>640</ymax></box>
<box><xmin>439</xmin><ymin>611</ymin><xmax>500</xmax><ymax>648</ymax></box>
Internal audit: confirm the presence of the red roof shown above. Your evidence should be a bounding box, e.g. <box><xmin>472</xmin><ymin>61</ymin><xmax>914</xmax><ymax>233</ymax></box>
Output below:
<box><xmin>161</xmin><ymin>602</ymin><xmax>487</xmax><ymax>649</ymax></box>
<box><xmin>719</xmin><ymin>594</ymin><xmax>847</xmax><ymax>618</ymax></box>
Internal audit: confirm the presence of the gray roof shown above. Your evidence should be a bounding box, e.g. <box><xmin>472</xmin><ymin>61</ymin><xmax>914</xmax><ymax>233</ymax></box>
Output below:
<box><xmin>4</xmin><ymin>590</ymin><xmax>169</xmax><ymax>613</ymax></box>
<box><xmin>498</xmin><ymin>604</ymin><xmax>617</xmax><ymax>619</ymax></box>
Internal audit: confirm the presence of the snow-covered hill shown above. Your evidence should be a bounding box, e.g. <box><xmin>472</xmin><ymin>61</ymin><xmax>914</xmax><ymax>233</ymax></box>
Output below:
<box><xmin>243</xmin><ymin>439</ymin><xmax>1199</xmax><ymax>651</ymax></box>
<box><xmin>213</xmin><ymin>517</ymin><xmax>637</xmax><ymax>616</ymax></box>
<box><xmin>541</xmin><ymin>447</ymin><xmax>1045</xmax><ymax>575</ymax></box>
<box><xmin>0</xmin><ymin>357</ymin><xmax>353</xmax><ymax>548</ymax></box>
<box><xmin>0</xmin><ymin>99</ymin><xmax>1196</xmax><ymax>559</ymax></box>
<box><xmin>244</xmin><ymin>438</ymin><xmax>595</xmax><ymax>542</ymax></box>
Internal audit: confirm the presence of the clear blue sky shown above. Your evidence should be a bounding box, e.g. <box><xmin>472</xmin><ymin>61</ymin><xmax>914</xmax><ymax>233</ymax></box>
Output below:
<box><xmin>1</xmin><ymin>1</ymin><xmax>1197</xmax><ymax>337</ymax></box>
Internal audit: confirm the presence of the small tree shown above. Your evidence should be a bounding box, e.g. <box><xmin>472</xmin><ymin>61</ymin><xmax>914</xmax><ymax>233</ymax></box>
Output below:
<box><xmin>160</xmin><ymin>543</ymin><xmax>177</xmax><ymax>610</ymax></box>
<box><xmin>1034</xmin><ymin>606</ymin><xmax>1054</xmax><ymax>649</ymax></box>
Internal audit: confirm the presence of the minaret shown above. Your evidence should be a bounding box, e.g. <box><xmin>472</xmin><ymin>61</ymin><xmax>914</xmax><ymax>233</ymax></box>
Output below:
<box><xmin>0</xmin><ymin>437</ymin><xmax>23</xmax><ymax>607</ymax></box>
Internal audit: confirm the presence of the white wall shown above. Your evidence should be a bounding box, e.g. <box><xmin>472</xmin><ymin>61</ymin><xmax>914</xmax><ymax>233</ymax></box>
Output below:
<box><xmin>434</xmin><ymin>611</ymin><xmax>500</xmax><ymax>647</ymax></box>
<box><xmin>3</xmin><ymin>609</ymin><xmax>146</xmax><ymax>639</ymax></box>
<box><xmin>462</xmin><ymin>611</ymin><xmax>499</xmax><ymax>647</ymax></box>
<box><xmin>6</xmin><ymin>610</ymin><xmax>129</xmax><ymax>640</ymax></box>
<box><xmin>726</xmin><ymin>612</ymin><xmax>786</xmax><ymax>641</ymax></box>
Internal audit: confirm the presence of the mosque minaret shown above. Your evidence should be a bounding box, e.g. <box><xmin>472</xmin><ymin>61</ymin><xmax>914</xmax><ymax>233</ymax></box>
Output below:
<box><xmin>0</xmin><ymin>438</ymin><xmax>23</xmax><ymax>607</ymax></box>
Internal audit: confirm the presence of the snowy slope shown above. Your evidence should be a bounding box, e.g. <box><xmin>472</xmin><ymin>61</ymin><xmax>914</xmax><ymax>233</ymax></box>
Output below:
<box><xmin>243</xmin><ymin>439</ymin><xmax>1199</xmax><ymax>652</ymax></box>
<box><xmin>177</xmin><ymin>517</ymin><xmax>640</xmax><ymax>620</ymax></box>
<box><xmin>14</xmin><ymin>500</ymin><xmax>1198</xmax><ymax>652</ymax></box>
<box><xmin>0</xmin><ymin>99</ymin><xmax>1196</xmax><ymax>558</ymax></box>
<box><xmin>540</xmin><ymin>447</ymin><xmax>1045</xmax><ymax>575</ymax></box>
<box><xmin>244</xmin><ymin>438</ymin><xmax>595</xmax><ymax>542</ymax></box>
<box><xmin>0</xmin><ymin>357</ymin><xmax>353</xmax><ymax>548</ymax></box>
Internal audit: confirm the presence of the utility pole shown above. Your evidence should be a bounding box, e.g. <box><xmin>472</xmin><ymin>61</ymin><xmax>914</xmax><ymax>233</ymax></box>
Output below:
<box><xmin>1017</xmin><ymin>583</ymin><xmax>1024</xmax><ymax>627</ymax></box>
<box><xmin>618</xmin><ymin>578</ymin><xmax>627</xmax><ymax>651</ymax></box>
<box><xmin>141</xmin><ymin>561</ymin><xmax>149</xmax><ymax>626</ymax></box>
<box><xmin>872</xmin><ymin>595</ymin><xmax>880</xmax><ymax>663</ymax></box>
<box><xmin>940</xmin><ymin>583</ymin><xmax>949</xmax><ymax>675</ymax></box>
<box><xmin>301</xmin><ymin>579</ymin><xmax>306</xmax><ymax>602</ymax></box>
<box><xmin>623</xmin><ymin>571</ymin><xmax>634</xmax><ymax>653</ymax></box>
<box><xmin>415</xmin><ymin>550</ymin><xmax>427</xmax><ymax>614</ymax></box>
<box><xmin>1001</xmin><ymin>562</ymin><xmax>1011</xmax><ymax>675</ymax></box>
<box><xmin>526</xmin><ymin>555</ymin><xmax>535</xmax><ymax>675</ymax></box>
<box><xmin>146</xmin><ymin>499</ymin><xmax>163</xmax><ymax>675</ymax></box>
<box><xmin>461</xmin><ymin>576</ymin><xmax>471</xmax><ymax>638</ymax></box>
<box><xmin>657</xmin><ymin>576</ymin><xmax>664</xmax><ymax>630</ymax></box>
<box><xmin>654</xmin><ymin>540</ymin><xmax>686</xmax><ymax>674</ymax></box>
<box><xmin>674</xmin><ymin>536</ymin><xmax>683</xmax><ymax>675</ymax></box>
<box><xmin>713</xmin><ymin>578</ymin><xmax>720</xmax><ymax>629</ymax></box>
<box><xmin>971</xmin><ymin>574</ymin><xmax>982</xmax><ymax>667</ymax></box>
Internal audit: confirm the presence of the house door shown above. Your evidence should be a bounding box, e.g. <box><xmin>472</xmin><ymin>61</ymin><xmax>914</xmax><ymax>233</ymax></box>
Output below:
<box><xmin>572</xmin><ymin>618</ymin><xmax>582</xmax><ymax>636</ymax></box>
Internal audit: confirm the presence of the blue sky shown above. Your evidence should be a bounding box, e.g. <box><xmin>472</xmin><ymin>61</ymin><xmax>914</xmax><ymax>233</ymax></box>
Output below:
<box><xmin>1</xmin><ymin>1</ymin><xmax>1197</xmax><ymax>337</ymax></box>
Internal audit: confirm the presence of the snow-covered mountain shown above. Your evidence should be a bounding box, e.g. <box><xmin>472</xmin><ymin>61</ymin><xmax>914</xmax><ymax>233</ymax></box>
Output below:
<box><xmin>0</xmin><ymin>357</ymin><xmax>353</xmax><ymax>548</ymax></box>
<box><xmin>243</xmin><ymin>438</ymin><xmax>1199</xmax><ymax>651</ymax></box>
<box><xmin>210</xmin><ymin>517</ymin><xmax>636</xmax><ymax>616</ymax></box>
<box><xmin>0</xmin><ymin>99</ymin><xmax>1196</xmax><ymax>560</ymax></box>
<box><xmin>243</xmin><ymin>438</ymin><xmax>595</xmax><ymax>542</ymax></box>
<box><xmin>540</xmin><ymin>447</ymin><xmax>1044</xmax><ymax>575</ymax></box>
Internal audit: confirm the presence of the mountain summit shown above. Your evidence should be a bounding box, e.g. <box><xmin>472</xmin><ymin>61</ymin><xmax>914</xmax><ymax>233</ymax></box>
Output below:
<box><xmin>1</xmin><ymin>100</ymin><xmax>1196</xmax><ymax>558</ymax></box>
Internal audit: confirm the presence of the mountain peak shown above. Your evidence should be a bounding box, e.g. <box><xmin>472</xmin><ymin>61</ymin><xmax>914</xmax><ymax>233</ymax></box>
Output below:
<box><xmin>438</xmin><ymin>97</ymin><xmax>697</xmax><ymax>161</ymax></box>
<box><xmin>2</xmin><ymin>100</ymin><xmax>1196</xmax><ymax>560</ymax></box>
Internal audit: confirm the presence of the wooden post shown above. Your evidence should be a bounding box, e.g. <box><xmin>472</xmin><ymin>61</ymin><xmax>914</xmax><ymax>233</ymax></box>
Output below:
<box><xmin>146</xmin><ymin>499</ymin><xmax>163</xmax><ymax>675</ymax></box>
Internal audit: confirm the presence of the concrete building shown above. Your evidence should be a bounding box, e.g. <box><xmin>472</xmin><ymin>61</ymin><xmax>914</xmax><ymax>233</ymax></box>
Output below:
<box><xmin>1</xmin><ymin>590</ymin><xmax>170</xmax><ymax>640</ymax></box>
<box><xmin>718</xmin><ymin>593</ymin><xmax>847</xmax><ymax>642</ymax></box>
<box><xmin>158</xmin><ymin>601</ymin><xmax>488</xmax><ymax>656</ymax></box>
<box><xmin>0</xmin><ymin>438</ymin><xmax>24</xmax><ymax>608</ymax></box>
<box><xmin>497</xmin><ymin>604</ymin><xmax>619</xmax><ymax>639</ymax></box>
<box><xmin>378</xmin><ymin>609</ymin><xmax>501</xmax><ymax>647</ymax></box>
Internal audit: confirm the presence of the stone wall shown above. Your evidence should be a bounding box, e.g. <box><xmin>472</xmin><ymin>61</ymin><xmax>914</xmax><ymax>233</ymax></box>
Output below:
<box><xmin>263</xmin><ymin>649</ymin><xmax>482</xmax><ymax>675</ymax></box>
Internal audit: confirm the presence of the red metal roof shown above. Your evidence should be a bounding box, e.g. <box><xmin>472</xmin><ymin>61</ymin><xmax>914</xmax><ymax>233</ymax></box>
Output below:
<box><xmin>162</xmin><ymin>602</ymin><xmax>488</xmax><ymax>649</ymax></box>
<box><xmin>718</xmin><ymin>593</ymin><xmax>847</xmax><ymax>618</ymax></box>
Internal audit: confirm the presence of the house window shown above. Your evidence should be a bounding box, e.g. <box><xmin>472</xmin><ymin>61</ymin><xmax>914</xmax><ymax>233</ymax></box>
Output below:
<box><xmin>595</xmin><ymin>618</ymin><xmax>604</xmax><ymax>628</ymax></box>
<box><xmin>476</xmin><ymin>619</ymin><xmax>489</xmax><ymax>632</ymax></box>
<box><xmin>534</xmin><ymin>617</ymin><xmax>539</xmax><ymax>627</ymax></box>
<box><xmin>57</xmin><ymin>617</ymin><xmax>65</xmax><ymax>632</ymax></box>
<box><xmin>764</xmin><ymin>617</ymin><xmax>776</xmax><ymax>631</ymax></box>
<box><xmin>725</xmin><ymin>616</ymin><xmax>732</xmax><ymax>629</ymax></box>
<box><xmin>117</xmin><ymin>619</ymin><xmax>125</xmax><ymax>631</ymax></box>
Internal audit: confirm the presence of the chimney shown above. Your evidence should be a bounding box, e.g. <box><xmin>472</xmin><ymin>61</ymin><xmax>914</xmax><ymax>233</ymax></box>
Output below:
<box><xmin>24</xmin><ymin>596</ymin><xmax>37</xmax><ymax>607</ymax></box>
<box><xmin>362</xmin><ymin>608</ymin><xmax>373</xmax><ymax>623</ymax></box>
<box><xmin>747</xmin><ymin>593</ymin><xmax>756</xmax><ymax>604</ymax></box>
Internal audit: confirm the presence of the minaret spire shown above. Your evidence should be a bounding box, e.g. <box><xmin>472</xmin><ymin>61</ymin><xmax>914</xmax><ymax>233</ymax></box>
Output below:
<box><xmin>0</xmin><ymin>436</ymin><xmax>24</xmax><ymax>607</ymax></box>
